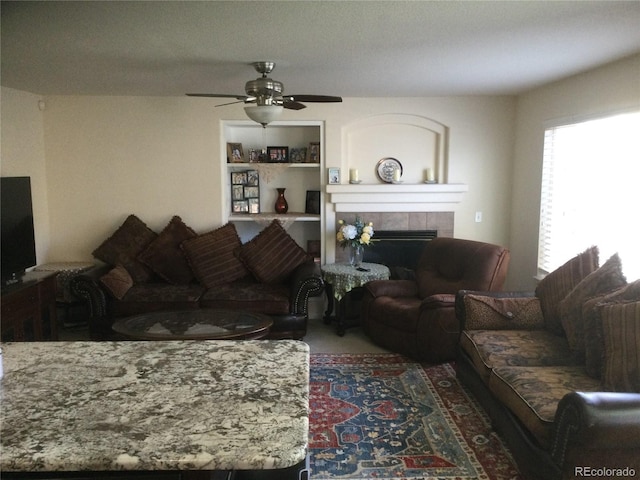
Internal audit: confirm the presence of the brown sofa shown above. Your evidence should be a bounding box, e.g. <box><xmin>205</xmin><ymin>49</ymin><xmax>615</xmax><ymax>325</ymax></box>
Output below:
<box><xmin>71</xmin><ymin>215</ymin><xmax>324</xmax><ymax>340</ymax></box>
<box><xmin>456</xmin><ymin>246</ymin><xmax>640</xmax><ymax>480</ymax></box>
<box><xmin>361</xmin><ymin>237</ymin><xmax>510</xmax><ymax>363</ymax></box>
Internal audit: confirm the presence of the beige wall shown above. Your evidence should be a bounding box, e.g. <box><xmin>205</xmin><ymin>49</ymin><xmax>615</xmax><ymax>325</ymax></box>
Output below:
<box><xmin>0</xmin><ymin>88</ymin><xmax>51</xmax><ymax>264</ymax></box>
<box><xmin>1</xmin><ymin>91</ymin><xmax>516</xmax><ymax>271</ymax></box>
<box><xmin>508</xmin><ymin>53</ymin><xmax>640</xmax><ymax>290</ymax></box>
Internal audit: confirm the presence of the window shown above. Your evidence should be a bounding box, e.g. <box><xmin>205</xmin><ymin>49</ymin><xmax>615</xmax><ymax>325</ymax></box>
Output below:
<box><xmin>538</xmin><ymin>111</ymin><xmax>640</xmax><ymax>281</ymax></box>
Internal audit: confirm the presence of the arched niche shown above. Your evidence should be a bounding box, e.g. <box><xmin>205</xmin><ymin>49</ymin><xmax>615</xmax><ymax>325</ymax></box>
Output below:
<box><xmin>341</xmin><ymin>114</ymin><xmax>448</xmax><ymax>184</ymax></box>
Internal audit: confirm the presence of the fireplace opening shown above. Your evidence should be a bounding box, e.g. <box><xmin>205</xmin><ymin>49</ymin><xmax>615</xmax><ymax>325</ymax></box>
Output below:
<box><xmin>363</xmin><ymin>230</ymin><xmax>437</xmax><ymax>279</ymax></box>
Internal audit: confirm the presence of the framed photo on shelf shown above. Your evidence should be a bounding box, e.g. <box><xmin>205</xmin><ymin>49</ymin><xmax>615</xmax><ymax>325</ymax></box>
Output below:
<box><xmin>246</xmin><ymin>170</ymin><xmax>259</xmax><ymax>186</ymax></box>
<box><xmin>306</xmin><ymin>142</ymin><xmax>320</xmax><ymax>163</ymax></box>
<box><xmin>232</xmin><ymin>184</ymin><xmax>244</xmax><ymax>201</ymax></box>
<box><xmin>267</xmin><ymin>146</ymin><xmax>289</xmax><ymax>163</ymax></box>
<box><xmin>289</xmin><ymin>147</ymin><xmax>307</xmax><ymax>163</ymax></box>
<box><xmin>305</xmin><ymin>190</ymin><xmax>320</xmax><ymax>214</ymax></box>
<box><xmin>232</xmin><ymin>200</ymin><xmax>249</xmax><ymax>213</ymax></box>
<box><xmin>230</xmin><ymin>170</ymin><xmax>260</xmax><ymax>214</ymax></box>
<box><xmin>227</xmin><ymin>143</ymin><xmax>244</xmax><ymax>163</ymax></box>
<box><xmin>248</xmin><ymin>198</ymin><xmax>260</xmax><ymax>214</ymax></box>
<box><xmin>248</xmin><ymin>149</ymin><xmax>260</xmax><ymax>163</ymax></box>
<box><xmin>231</xmin><ymin>171</ymin><xmax>248</xmax><ymax>185</ymax></box>
<box><xmin>244</xmin><ymin>186</ymin><xmax>259</xmax><ymax>198</ymax></box>
<box><xmin>328</xmin><ymin>167</ymin><xmax>340</xmax><ymax>185</ymax></box>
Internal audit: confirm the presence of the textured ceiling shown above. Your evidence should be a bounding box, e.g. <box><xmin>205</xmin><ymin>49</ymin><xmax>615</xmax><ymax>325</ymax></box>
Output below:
<box><xmin>2</xmin><ymin>1</ymin><xmax>640</xmax><ymax>98</ymax></box>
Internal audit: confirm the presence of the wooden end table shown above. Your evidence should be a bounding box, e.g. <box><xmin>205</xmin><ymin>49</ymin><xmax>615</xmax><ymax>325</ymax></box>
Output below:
<box><xmin>321</xmin><ymin>262</ymin><xmax>390</xmax><ymax>336</ymax></box>
<box><xmin>112</xmin><ymin>309</ymin><xmax>273</xmax><ymax>340</ymax></box>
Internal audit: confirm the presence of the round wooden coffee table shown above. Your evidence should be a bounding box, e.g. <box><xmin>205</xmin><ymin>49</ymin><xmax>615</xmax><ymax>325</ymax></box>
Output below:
<box><xmin>112</xmin><ymin>309</ymin><xmax>273</xmax><ymax>340</ymax></box>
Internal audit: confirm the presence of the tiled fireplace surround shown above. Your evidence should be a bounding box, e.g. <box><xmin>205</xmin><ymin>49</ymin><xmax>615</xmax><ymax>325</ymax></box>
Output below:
<box><xmin>334</xmin><ymin>211</ymin><xmax>454</xmax><ymax>263</ymax></box>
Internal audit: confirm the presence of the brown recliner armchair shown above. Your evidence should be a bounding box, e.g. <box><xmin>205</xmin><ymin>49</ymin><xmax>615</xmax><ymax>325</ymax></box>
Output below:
<box><xmin>361</xmin><ymin>237</ymin><xmax>510</xmax><ymax>363</ymax></box>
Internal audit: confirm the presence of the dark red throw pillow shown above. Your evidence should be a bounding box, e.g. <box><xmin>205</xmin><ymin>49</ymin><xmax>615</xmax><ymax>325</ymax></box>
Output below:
<box><xmin>138</xmin><ymin>216</ymin><xmax>197</xmax><ymax>285</ymax></box>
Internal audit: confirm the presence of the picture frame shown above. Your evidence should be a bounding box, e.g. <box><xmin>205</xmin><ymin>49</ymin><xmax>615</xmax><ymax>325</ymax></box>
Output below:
<box><xmin>248</xmin><ymin>148</ymin><xmax>260</xmax><ymax>163</ymax></box>
<box><xmin>289</xmin><ymin>147</ymin><xmax>307</xmax><ymax>163</ymax></box>
<box><xmin>267</xmin><ymin>146</ymin><xmax>289</xmax><ymax>163</ymax></box>
<box><xmin>231</xmin><ymin>171</ymin><xmax>248</xmax><ymax>185</ymax></box>
<box><xmin>306</xmin><ymin>142</ymin><xmax>320</xmax><ymax>163</ymax></box>
<box><xmin>328</xmin><ymin>167</ymin><xmax>340</xmax><ymax>185</ymax></box>
<box><xmin>232</xmin><ymin>200</ymin><xmax>249</xmax><ymax>213</ymax></box>
<box><xmin>244</xmin><ymin>186</ymin><xmax>259</xmax><ymax>198</ymax></box>
<box><xmin>232</xmin><ymin>184</ymin><xmax>244</xmax><ymax>200</ymax></box>
<box><xmin>227</xmin><ymin>143</ymin><xmax>244</xmax><ymax>163</ymax></box>
<box><xmin>248</xmin><ymin>198</ymin><xmax>260</xmax><ymax>214</ymax></box>
<box><xmin>246</xmin><ymin>170</ymin><xmax>259</xmax><ymax>186</ymax></box>
<box><xmin>230</xmin><ymin>169</ymin><xmax>260</xmax><ymax>214</ymax></box>
<box><xmin>305</xmin><ymin>190</ymin><xmax>320</xmax><ymax>215</ymax></box>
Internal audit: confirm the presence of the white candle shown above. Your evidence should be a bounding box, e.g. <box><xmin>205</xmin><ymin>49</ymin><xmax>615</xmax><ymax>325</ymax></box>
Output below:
<box><xmin>393</xmin><ymin>169</ymin><xmax>401</xmax><ymax>182</ymax></box>
<box><xmin>350</xmin><ymin>168</ymin><xmax>359</xmax><ymax>182</ymax></box>
<box><xmin>426</xmin><ymin>168</ymin><xmax>435</xmax><ymax>182</ymax></box>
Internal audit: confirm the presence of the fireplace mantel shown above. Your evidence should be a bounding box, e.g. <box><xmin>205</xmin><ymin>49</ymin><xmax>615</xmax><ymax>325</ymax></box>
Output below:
<box><xmin>326</xmin><ymin>183</ymin><xmax>468</xmax><ymax>212</ymax></box>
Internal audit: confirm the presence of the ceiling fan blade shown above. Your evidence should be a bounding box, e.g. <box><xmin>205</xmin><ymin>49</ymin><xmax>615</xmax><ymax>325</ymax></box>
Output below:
<box><xmin>282</xmin><ymin>99</ymin><xmax>307</xmax><ymax>110</ymax></box>
<box><xmin>215</xmin><ymin>99</ymin><xmax>252</xmax><ymax>108</ymax></box>
<box><xmin>186</xmin><ymin>93</ymin><xmax>249</xmax><ymax>100</ymax></box>
<box><xmin>286</xmin><ymin>95</ymin><xmax>343</xmax><ymax>103</ymax></box>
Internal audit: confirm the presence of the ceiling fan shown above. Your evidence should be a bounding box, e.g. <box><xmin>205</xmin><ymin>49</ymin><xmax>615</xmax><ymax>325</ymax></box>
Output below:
<box><xmin>187</xmin><ymin>61</ymin><xmax>342</xmax><ymax>127</ymax></box>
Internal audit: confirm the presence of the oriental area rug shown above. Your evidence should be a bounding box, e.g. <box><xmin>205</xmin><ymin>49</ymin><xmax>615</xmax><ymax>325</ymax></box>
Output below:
<box><xmin>309</xmin><ymin>354</ymin><xmax>523</xmax><ymax>480</ymax></box>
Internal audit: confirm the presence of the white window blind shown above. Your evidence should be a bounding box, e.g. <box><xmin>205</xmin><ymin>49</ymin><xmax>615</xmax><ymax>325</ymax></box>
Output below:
<box><xmin>538</xmin><ymin>111</ymin><xmax>640</xmax><ymax>281</ymax></box>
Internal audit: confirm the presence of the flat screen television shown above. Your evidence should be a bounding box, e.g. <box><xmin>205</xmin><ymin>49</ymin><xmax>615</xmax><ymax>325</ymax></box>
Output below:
<box><xmin>1</xmin><ymin>176</ymin><xmax>37</xmax><ymax>286</ymax></box>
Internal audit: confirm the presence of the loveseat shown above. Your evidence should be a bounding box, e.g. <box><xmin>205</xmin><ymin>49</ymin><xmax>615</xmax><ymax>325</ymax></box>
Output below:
<box><xmin>71</xmin><ymin>215</ymin><xmax>324</xmax><ymax>340</ymax></box>
<box><xmin>455</xmin><ymin>246</ymin><xmax>640</xmax><ymax>480</ymax></box>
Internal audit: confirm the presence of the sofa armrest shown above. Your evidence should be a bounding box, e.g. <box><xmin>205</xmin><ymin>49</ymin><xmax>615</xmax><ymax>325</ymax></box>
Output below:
<box><xmin>455</xmin><ymin>289</ymin><xmax>539</xmax><ymax>331</ymax></box>
<box><xmin>288</xmin><ymin>261</ymin><xmax>324</xmax><ymax>315</ymax></box>
<box><xmin>364</xmin><ymin>279</ymin><xmax>418</xmax><ymax>298</ymax></box>
<box><xmin>552</xmin><ymin>391</ymin><xmax>640</xmax><ymax>467</ymax></box>
<box><xmin>69</xmin><ymin>264</ymin><xmax>111</xmax><ymax>318</ymax></box>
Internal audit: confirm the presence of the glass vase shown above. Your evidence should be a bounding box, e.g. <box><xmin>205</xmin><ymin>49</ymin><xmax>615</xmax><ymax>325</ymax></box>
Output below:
<box><xmin>275</xmin><ymin>187</ymin><xmax>288</xmax><ymax>213</ymax></box>
<box><xmin>349</xmin><ymin>244</ymin><xmax>364</xmax><ymax>267</ymax></box>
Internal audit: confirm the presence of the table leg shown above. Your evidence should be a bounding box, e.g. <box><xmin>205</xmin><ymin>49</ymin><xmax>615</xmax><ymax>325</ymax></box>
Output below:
<box><xmin>323</xmin><ymin>283</ymin><xmax>334</xmax><ymax>325</ymax></box>
<box><xmin>335</xmin><ymin>297</ymin><xmax>347</xmax><ymax>337</ymax></box>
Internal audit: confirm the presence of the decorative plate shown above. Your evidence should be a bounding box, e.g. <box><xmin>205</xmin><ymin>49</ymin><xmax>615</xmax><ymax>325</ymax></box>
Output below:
<box><xmin>376</xmin><ymin>157</ymin><xmax>403</xmax><ymax>183</ymax></box>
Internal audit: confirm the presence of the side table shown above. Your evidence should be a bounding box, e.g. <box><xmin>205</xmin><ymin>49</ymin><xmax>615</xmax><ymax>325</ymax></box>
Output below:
<box><xmin>321</xmin><ymin>262</ymin><xmax>390</xmax><ymax>336</ymax></box>
<box><xmin>34</xmin><ymin>262</ymin><xmax>94</xmax><ymax>326</ymax></box>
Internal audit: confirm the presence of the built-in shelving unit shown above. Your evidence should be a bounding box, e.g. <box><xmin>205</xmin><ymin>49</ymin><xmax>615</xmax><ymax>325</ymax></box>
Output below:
<box><xmin>221</xmin><ymin>120</ymin><xmax>324</xmax><ymax>260</ymax></box>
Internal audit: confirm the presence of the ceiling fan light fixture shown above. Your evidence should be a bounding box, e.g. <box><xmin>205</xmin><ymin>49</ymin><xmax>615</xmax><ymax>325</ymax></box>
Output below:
<box><xmin>244</xmin><ymin>105</ymin><xmax>283</xmax><ymax>127</ymax></box>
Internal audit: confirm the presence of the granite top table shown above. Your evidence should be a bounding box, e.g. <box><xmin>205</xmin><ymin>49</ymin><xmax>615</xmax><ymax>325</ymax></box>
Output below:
<box><xmin>0</xmin><ymin>340</ymin><xmax>309</xmax><ymax>475</ymax></box>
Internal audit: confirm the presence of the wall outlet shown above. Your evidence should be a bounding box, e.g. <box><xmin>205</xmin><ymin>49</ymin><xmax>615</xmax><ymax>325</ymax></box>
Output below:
<box><xmin>475</xmin><ymin>211</ymin><xmax>483</xmax><ymax>223</ymax></box>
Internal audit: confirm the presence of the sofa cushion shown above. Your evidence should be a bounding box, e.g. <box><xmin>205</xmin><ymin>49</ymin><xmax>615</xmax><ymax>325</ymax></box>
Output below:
<box><xmin>489</xmin><ymin>365</ymin><xmax>601</xmax><ymax>448</ymax></box>
<box><xmin>602</xmin><ymin>301</ymin><xmax>640</xmax><ymax>392</ymax></box>
<box><xmin>584</xmin><ymin>279</ymin><xmax>640</xmax><ymax>378</ymax></box>
<box><xmin>200</xmin><ymin>281</ymin><xmax>290</xmax><ymax>315</ymax></box>
<box><xmin>92</xmin><ymin>214</ymin><xmax>158</xmax><ymax>282</ymax></box>
<box><xmin>99</xmin><ymin>265</ymin><xmax>133</xmax><ymax>300</ymax></box>
<box><xmin>463</xmin><ymin>294</ymin><xmax>544</xmax><ymax>330</ymax></box>
<box><xmin>559</xmin><ymin>253</ymin><xmax>627</xmax><ymax>360</ymax></box>
<box><xmin>181</xmin><ymin>223</ymin><xmax>249</xmax><ymax>288</ymax></box>
<box><xmin>110</xmin><ymin>283</ymin><xmax>205</xmax><ymax>318</ymax></box>
<box><xmin>535</xmin><ymin>246</ymin><xmax>599</xmax><ymax>336</ymax></box>
<box><xmin>237</xmin><ymin>220</ymin><xmax>311</xmax><ymax>284</ymax></box>
<box><xmin>138</xmin><ymin>216</ymin><xmax>197</xmax><ymax>285</ymax></box>
<box><xmin>460</xmin><ymin>329</ymin><xmax>580</xmax><ymax>383</ymax></box>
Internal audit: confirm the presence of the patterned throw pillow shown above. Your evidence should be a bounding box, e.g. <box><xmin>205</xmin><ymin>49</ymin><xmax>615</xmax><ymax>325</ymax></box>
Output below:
<box><xmin>181</xmin><ymin>223</ymin><xmax>249</xmax><ymax>288</ymax></box>
<box><xmin>602</xmin><ymin>301</ymin><xmax>640</xmax><ymax>392</ymax></box>
<box><xmin>92</xmin><ymin>214</ymin><xmax>157</xmax><ymax>283</ymax></box>
<box><xmin>138</xmin><ymin>216</ymin><xmax>197</xmax><ymax>285</ymax></box>
<box><xmin>99</xmin><ymin>265</ymin><xmax>133</xmax><ymax>300</ymax></box>
<box><xmin>463</xmin><ymin>294</ymin><xmax>544</xmax><ymax>330</ymax></box>
<box><xmin>559</xmin><ymin>253</ymin><xmax>627</xmax><ymax>360</ymax></box>
<box><xmin>238</xmin><ymin>220</ymin><xmax>311</xmax><ymax>284</ymax></box>
<box><xmin>583</xmin><ymin>279</ymin><xmax>640</xmax><ymax>378</ymax></box>
<box><xmin>535</xmin><ymin>246</ymin><xmax>599</xmax><ymax>335</ymax></box>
